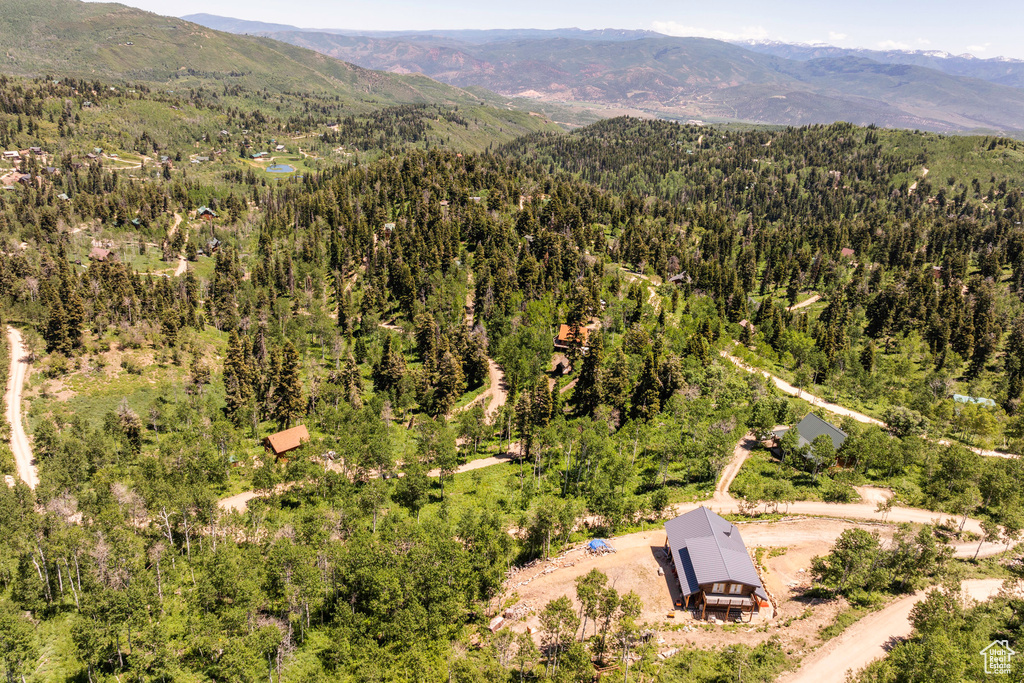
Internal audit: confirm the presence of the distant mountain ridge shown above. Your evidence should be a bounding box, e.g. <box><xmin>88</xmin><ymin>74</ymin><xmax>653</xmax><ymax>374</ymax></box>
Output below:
<box><xmin>181</xmin><ymin>16</ymin><xmax>661</xmax><ymax>44</ymax></box>
<box><xmin>739</xmin><ymin>41</ymin><xmax>1024</xmax><ymax>89</ymax></box>
<box><xmin>0</xmin><ymin>0</ymin><xmax>573</xmax><ymax>143</ymax></box>
<box><xmin>180</xmin><ymin>14</ymin><xmax>1024</xmax><ymax>133</ymax></box>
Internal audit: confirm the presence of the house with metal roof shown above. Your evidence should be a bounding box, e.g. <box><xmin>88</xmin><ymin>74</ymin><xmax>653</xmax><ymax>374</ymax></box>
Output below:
<box><xmin>664</xmin><ymin>507</ymin><xmax>769</xmax><ymax>621</ymax></box>
<box><xmin>772</xmin><ymin>413</ymin><xmax>847</xmax><ymax>456</ymax></box>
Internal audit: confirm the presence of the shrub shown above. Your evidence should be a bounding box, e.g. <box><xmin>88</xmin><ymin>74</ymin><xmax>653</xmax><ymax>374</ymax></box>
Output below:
<box><xmin>43</xmin><ymin>354</ymin><xmax>69</xmax><ymax>378</ymax></box>
<box><xmin>122</xmin><ymin>357</ymin><xmax>143</xmax><ymax>375</ymax></box>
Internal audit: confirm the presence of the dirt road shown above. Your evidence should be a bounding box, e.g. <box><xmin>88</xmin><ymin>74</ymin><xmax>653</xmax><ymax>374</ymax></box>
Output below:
<box><xmin>720</xmin><ymin>350</ymin><xmax>886</xmax><ymax>427</ymax></box>
<box><xmin>786</xmin><ymin>294</ymin><xmax>820</xmax><ymax>312</ymax></box>
<box><xmin>701</xmin><ymin>432</ymin><xmax>1010</xmax><ymax>558</ymax></box>
<box><xmin>169</xmin><ymin>214</ymin><xmax>187</xmax><ymax>276</ymax></box>
<box><xmin>428</xmin><ymin>451</ymin><xmax>513</xmax><ymax>478</ymax></box>
<box><xmin>780</xmin><ymin>579</ymin><xmax>1005</xmax><ymax>683</ymax></box>
<box><xmin>713</xmin><ymin>431</ymin><xmax>760</xmax><ymax>502</ymax></box>
<box><xmin>458</xmin><ymin>357</ymin><xmax>508</xmax><ymax>420</ymax></box>
<box><xmin>457</xmin><ymin>271</ymin><xmax>508</xmax><ymax>420</ymax></box>
<box><xmin>5</xmin><ymin>326</ymin><xmax>38</xmax><ymax>489</ymax></box>
<box><xmin>720</xmin><ymin>348</ymin><xmax>1016</xmax><ymax>459</ymax></box>
<box><xmin>623</xmin><ymin>270</ymin><xmax>661</xmax><ymax>311</ymax></box>
<box><xmin>219</xmin><ymin>490</ymin><xmax>259</xmax><ymax>513</ymax></box>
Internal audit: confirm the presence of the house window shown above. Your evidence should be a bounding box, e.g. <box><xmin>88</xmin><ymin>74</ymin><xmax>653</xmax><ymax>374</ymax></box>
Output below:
<box><xmin>711</xmin><ymin>583</ymin><xmax>726</xmax><ymax>594</ymax></box>
<box><xmin>729</xmin><ymin>583</ymin><xmax>744</xmax><ymax>595</ymax></box>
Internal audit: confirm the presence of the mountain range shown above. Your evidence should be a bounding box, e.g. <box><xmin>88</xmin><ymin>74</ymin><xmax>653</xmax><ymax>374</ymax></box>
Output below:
<box><xmin>184</xmin><ymin>15</ymin><xmax>1024</xmax><ymax>133</ymax></box>
<box><xmin>738</xmin><ymin>42</ymin><xmax>1024</xmax><ymax>89</ymax></box>
<box><xmin>0</xmin><ymin>0</ymin><xmax>568</xmax><ymax>131</ymax></box>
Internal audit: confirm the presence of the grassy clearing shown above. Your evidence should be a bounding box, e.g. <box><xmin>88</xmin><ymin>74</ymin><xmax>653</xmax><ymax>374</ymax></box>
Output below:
<box><xmin>817</xmin><ymin>604</ymin><xmax>874</xmax><ymax>641</ymax></box>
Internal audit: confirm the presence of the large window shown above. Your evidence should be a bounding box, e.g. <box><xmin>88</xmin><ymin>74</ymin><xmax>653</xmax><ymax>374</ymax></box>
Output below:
<box><xmin>711</xmin><ymin>583</ymin><xmax>726</xmax><ymax>594</ymax></box>
<box><xmin>729</xmin><ymin>583</ymin><xmax>744</xmax><ymax>595</ymax></box>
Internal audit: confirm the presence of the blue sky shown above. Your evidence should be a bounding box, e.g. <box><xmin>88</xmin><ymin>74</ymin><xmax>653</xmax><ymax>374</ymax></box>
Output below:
<box><xmin>99</xmin><ymin>0</ymin><xmax>1024</xmax><ymax>59</ymax></box>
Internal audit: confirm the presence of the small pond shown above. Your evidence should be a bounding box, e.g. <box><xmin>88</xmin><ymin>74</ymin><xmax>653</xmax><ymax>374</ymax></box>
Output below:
<box><xmin>266</xmin><ymin>164</ymin><xmax>295</xmax><ymax>173</ymax></box>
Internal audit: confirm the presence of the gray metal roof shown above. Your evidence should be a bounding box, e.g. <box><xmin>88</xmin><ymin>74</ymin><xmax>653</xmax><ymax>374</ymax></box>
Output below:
<box><xmin>664</xmin><ymin>507</ymin><xmax>767</xmax><ymax>600</ymax></box>
<box><xmin>793</xmin><ymin>413</ymin><xmax>846</xmax><ymax>451</ymax></box>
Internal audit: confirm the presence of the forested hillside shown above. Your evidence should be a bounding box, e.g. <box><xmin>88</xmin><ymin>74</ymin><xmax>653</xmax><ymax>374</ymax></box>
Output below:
<box><xmin>0</xmin><ymin>73</ymin><xmax>1022</xmax><ymax>682</ymax></box>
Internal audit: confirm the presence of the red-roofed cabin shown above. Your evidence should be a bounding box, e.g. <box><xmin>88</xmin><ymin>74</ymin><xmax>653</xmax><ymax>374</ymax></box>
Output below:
<box><xmin>553</xmin><ymin>324</ymin><xmax>590</xmax><ymax>351</ymax></box>
<box><xmin>839</xmin><ymin>248</ymin><xmax>855</xmax><ymax>259</ymax></box>
<box><xmin>263</xmin><ymin>425</ymin><xmax>310</xmax><ymax>462</ymax></box>
<box><xmin>89</xmin><ymin>247</ymin><xmax>115</xmax><ymax>262</ymax></box>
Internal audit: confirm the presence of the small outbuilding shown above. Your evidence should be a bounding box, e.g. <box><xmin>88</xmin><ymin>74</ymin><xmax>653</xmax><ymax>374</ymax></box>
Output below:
<box><xmin>263</xmin><ymin>425</ymin><xmax>310</xmax><ymax>461</ymax></box>
<box><xmin>664</xmin><ymin>507</ymin><xmax>769</xmax><ymax>621</ymax></box>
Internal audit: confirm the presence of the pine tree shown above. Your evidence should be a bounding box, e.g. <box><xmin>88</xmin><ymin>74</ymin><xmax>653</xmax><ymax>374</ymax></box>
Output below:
<box><xmin>1005</xmin><ymin>317</ymin><xmax>1024</xmax><ymax>402</ymax></box>
<box><xmin>342</xmin><ymin>352</ymin><xmax>363</xmax><ymax>407</ymax></box>
<box><xmin>685</xmin><ymin>331</ymin><xmax>712</xmax><ymax>366</ymax></box>
<box><xmin>815</xmin><ymin>294</ymin><xmax>851</xmax><ymax>369</ymax></box>
<box><xmin>61</xmin><ymin>276</ymin><xmax>84</xmax><ymax>350</ymax></box>
<box><xmin>630</xmin><ymin>352</ymin><xmax>662</xmax><ymax>422</ymax></box>
<box><xmin>531</xmin><ymin>378</ymin><xmax>552</xmax><ymax>428</ymax></box>
<box><xmin>604</xmin><ymin>346</ymin><xmax>632</xmax><ymax>412</ymax></box>
<box><xmin>432</xmin><ymin>349</ymin><xmax>466</xmax><ymax>416</ymax></box>
<box><xmin>161</xmin><ymin>309</ymin><xmax>179</xmax><ymax>347</ymax></box>
<box><xmin>273</xmin><ymin>340</ymin><xmax>304</xmax><ymax>428</ymax></box>
<box><xmin>462</xmin><ymin>334</ymin><xmax>489</xmax><ymax>389</ymax></box>
<box><xmin>43</xmin><ymin>298</ymin><xmax>69</xmax><ymax>355</ymax></box>
<box><xmin>223</xmin><ymin>330</ymin><xmax>253</xmax><ymax>424</ymax></box>
<box><xmin>860</xmin><ymin>340</ymin><xmax>876</xmax><ymax>374</ymax></box>
<box><xmin>573</xmin><ymin>330</ymin><xmax>604</xmax><ymax>416</ymax></box>
<box><xmin>373</xmin><ymin>335</ymin><xmax>407</xmax><ymax>401</ymax></box>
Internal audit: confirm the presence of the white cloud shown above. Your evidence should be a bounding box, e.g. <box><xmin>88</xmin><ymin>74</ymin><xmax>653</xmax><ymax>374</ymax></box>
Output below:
<box><xmin>828</xmin><ymin>31</ymin><xmax>847</xmax><ymax>42</ymax></box>
<box><xmin>651</xmin><ymin>20</ymin><xmax>770</xmax><ymax>42</ymax></box>
<box><xmin>877</xmin><ymin>40</ymin><xmax>911</xmax><ymax>50</ymax></box>
<box><xmin>966</xmin><ymin>42</ymin><xmax>992</xmax><ymax>53</ymax></box>
<box><xmin>916</xmin><ymin>38</ymin><xmax>931</xmax><ymax>45</ymax></box>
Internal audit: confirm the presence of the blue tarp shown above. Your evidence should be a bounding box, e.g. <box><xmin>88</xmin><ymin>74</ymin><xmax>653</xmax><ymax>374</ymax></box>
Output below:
<box><xmin>587</xmin><ymin>539</ymin><xmax>613</xmax><ymax>551</ymax></box>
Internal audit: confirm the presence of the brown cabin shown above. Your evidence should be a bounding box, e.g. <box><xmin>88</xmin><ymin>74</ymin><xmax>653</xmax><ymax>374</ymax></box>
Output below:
<box><xmin>839</xmin><ymin>248</ymin><xmax>855</xmax><ymax>260</ymax></box>
<box><xmin>88</xmin><ymin>247</ymin><xmax>115</xmax><ymax>262</ymax></box>
<box><xmin>553</xmin><ymin>324</ymin><xmax>590</xmax><ymax>351</ymax></box>
<box><xmin>263</xmin><ymin>425</ymin><xmax>310</xmax><ymax>462</ymax></box>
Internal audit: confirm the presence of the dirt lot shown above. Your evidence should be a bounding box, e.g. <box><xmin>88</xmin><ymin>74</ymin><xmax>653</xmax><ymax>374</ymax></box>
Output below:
<box><xmin>499</xmin><ymin>516</ymin><xmax>898</xmax><ymax>654</ymax></box>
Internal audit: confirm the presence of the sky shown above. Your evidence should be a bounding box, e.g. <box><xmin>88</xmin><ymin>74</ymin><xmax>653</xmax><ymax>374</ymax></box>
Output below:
<box><xmin>93</xmin><ymin>0</ymin><xmax>1024</xmax><ymax>59</ymax></box>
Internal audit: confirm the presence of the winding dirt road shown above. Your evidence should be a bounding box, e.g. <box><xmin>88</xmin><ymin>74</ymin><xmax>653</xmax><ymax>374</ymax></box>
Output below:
<box><xmin>5</xmin><ymin>326</ymin><xmax>37</xmax><ymax>489</ymax></box>
<box><xmin>169</xmin><ymin>213</ymin><xmax>187</xmax><ymax>276</ymax></box>
<box><xmin>780</xmin><ymin>579</ymin><xmax>1006</xmax><ymax>683</ymax></box>
<box><xmin>721</xmin><ymin>350</ymin><xmax>885</xmax><ymax>427</ymax></box>
<box><xmin>458</xmin><ymin>271</ymin><xmax>508</xmax><ymax>420</ymax></box>
<box><xmin>720</xmin><ymin>348</ymin><xmax>1016</xmax><ymax>459</ymax></box>
<box><xmin>700</xmin><ymin>432</ymin><xmax>1007</xmax><ymax>558</ymax></box>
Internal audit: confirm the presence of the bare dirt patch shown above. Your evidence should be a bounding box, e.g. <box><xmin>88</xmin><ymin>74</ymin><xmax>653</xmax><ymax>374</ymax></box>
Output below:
<box><xmin>499</xmin><ymin>517</ymin><xmax>892</xmax><ymax>654</ymax></box>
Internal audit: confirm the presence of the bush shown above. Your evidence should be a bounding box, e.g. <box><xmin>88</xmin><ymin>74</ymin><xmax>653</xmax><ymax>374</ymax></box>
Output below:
<box><xmin>42</xmin><ymin>354</ymin><xmax>70</xmax><ymax>378</ymax></box>
<box><xmin>121</xmin><ymin>357</ymin><xmax>144</xmax><ymax>375</ymax></box>
<box><xmin>821</xmin><ymin>479</ymin><xmax>857</xmax><ymax>503</ymax></box>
